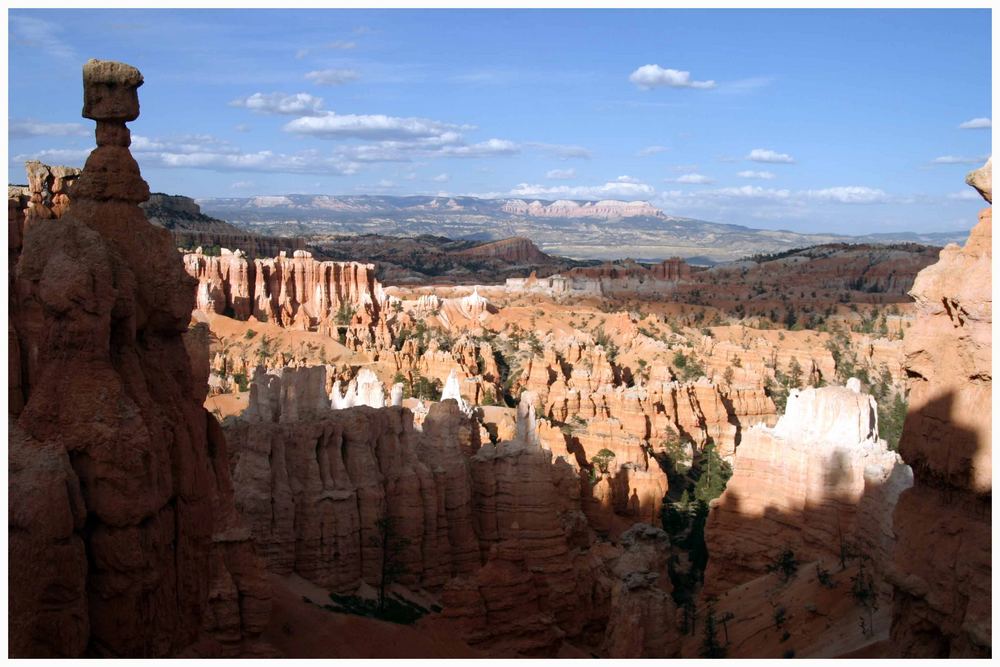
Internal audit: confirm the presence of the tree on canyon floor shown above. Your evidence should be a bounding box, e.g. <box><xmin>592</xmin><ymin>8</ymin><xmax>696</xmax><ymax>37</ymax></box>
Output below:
<box><xmin>370</xmin><ymin>516</ymin><xmax>411</xmax><ymax>616</ymax></box>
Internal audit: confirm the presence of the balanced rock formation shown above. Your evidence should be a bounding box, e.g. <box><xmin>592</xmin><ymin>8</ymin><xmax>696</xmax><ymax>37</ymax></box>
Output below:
<box><xmin>9</xmin><ymin>60</ymin><xmax>269</xmax><ymax>657</ymax></box>
<box><xmin>703</xmin><ymin>380</ymin><xmax>911</xmax><ymax>596</ymax></box>
<box><xmin>888</xmin><ymin>158</ymin><xmax>992</xmax><ymax>657</ymax></box>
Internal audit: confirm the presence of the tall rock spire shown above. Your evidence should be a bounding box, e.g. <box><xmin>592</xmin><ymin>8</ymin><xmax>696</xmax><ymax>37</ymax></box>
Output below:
<box><xmin>9</xmin><ymin>60</ymin><xmax>269</xmax><ymax>658</ymax></box>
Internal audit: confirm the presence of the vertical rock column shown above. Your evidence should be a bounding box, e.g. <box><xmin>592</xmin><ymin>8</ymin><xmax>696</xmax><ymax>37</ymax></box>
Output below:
<box><xmin>9</xmin><ymin>60</ymin><xmax>269</xmax><ymax>657</ymax></box>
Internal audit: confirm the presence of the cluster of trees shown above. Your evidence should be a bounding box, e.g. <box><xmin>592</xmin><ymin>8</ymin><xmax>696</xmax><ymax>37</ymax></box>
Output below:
<box><xmin>391</xmin><ymin>372</ymin><xmax>442</xmax><ymax>401</ymax></box>
<box><xmin>654</xmin><ymin>432</ymin><xmax>733</xmax><ymax>623</ymax></box>
<box><xmin>672</xmin><ymin>350</ymin><xmax>706</xmax><ymax>382</ymax></box>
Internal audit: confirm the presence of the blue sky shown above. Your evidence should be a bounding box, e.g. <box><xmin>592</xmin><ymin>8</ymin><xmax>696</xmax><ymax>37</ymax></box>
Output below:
<box><xmin>8</xmin><ymin>8</ymin><xmax>992</xmax><ymax>234</ymax></box>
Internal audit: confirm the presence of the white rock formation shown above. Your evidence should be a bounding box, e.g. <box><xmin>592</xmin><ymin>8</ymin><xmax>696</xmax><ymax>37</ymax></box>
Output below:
<box><xmin>330</xmin><ymin>368</ymin><xmax>386</xmax><ymax>409</ymax></box>
<box><xmin>440</xmin><ymin>368</ymin><xmax>472</xmax><ymax>415</ymax></box>
<box><xmin>390</xmin><ymin>382</ymin><xmax>404</xmax><ymax>407</ymax></box>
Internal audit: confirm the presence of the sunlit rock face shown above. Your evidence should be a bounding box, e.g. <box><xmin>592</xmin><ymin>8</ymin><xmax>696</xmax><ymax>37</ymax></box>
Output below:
<box><xmin>888</xmin><ymin>158</ymin><xmax>992</xmax><ymax>658</ymax></box>
<box><xmin>702</xmin><ymin>380</ymin><xmax>911</xmax><ymax>597</ymax></box>
<box><xmin>9</xmin><ymin>60</ymin><xmax>269</xmax><ymax>658</ymax></box>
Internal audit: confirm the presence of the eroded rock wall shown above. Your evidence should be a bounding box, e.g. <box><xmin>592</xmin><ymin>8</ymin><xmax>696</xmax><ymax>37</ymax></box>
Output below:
<box><xmin>888</xmin><ymin>159</ymin><xmax>992</xmax><ymax>658</ymax></box>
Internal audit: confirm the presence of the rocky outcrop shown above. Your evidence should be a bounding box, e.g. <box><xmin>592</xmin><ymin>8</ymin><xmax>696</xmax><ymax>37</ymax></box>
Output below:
<box><xmin>182</xmin><ymin>247</ymin><xmax>391</xmax><ymax>344</ymax></box>
<box><xmin>888</xmin><ymin>158</ymin><xmax>992</xmax><ymax>658</ymax></box>
<box><xmin>141</xmin><ymin>193</ymin><xmax>243</xmax><ymax>233</ymax></box>
<box><xmin>703</xmin><ymin>380</ymin><xmax>911</xmax><ymax>596</ymax></box>
<box><xmin>454</xmin><ymin>236</ymin><xmax>551</xmax><ymax>264</ymax></box>
<box><xmin>174</xmin><ymin>229</ymin><xmax>306</xmax><ymax>258</ymax></box>
<box><xmin>8</xmin><ymin>60</ymin><xmax>269</xmax><ymax>657</ymax></box>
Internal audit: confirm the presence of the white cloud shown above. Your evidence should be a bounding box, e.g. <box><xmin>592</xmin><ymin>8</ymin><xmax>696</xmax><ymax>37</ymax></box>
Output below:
<box><xmin>616</xmin><ymin>175</ymin><xmax>641</xmax><ymax>183</ymax></box>
<box><xmin>672</xmin><ymin>173</ymin><xmax>713</xmax><ymax>184</ymax></box>
<box><xmin>10</xmin><ymin>15</ymin><xmax>75</xmax><ymax>60</ymax></box>
<box><xmin>546</xmin><ymin>168</ymin><xmax>576</xmax><ymax>180</ymax></box>
<box><xmin>234</xmin><ymin>123</ymin><xmax>252</xmax><ymax>133</ymax></box>
<box><xmin>9</xmin><ymin>118</ymin><xmax>88</xmax><ymax>139</ymax></box>
<box><xmin>284</xmin><ymin>113</ymin><xmax>463</xmax><ymax>140</ymax></box>
<box><xmin>959</xmin><ymin>117</ymin><xmax>991</xmax><ymax>129</ymax></box>
<box><xmin>431</xmin><ymin>173</ymin><xmax>449</xmax><ymax>182</ymax></box>
<box><xmin>510</xmin><ymin>180</ymin><xmax>656</xmax><ymax>200</ymax></box>
<box><xmin>230</xmin><ymin>92</ymin><xmax>325</xmax><ymax>116</ymax></box>
<box><xmin>439</xmin><ymin>138</ymin><xmax>520</xmax><ymax>157</ymax></box>
<box><xmin>947</xmin><ymin>190</ymin><xmax>981</xmax><ymax>200</ymax></box>
<box><xmin>737</xmin><ymin>170</ymin><xmax>775</xmax><ymax>180</ymax></box>
<box><xmin>305</xmin><ymin>68</ymin><xmax>361</xmax><ymax>85</ymax></box>
<box><xmin>804</xmin><ymin>186</ymin><xmax>888</xmax><ymax>204</ymax></box>
<box><xmin>702</xmin><ymin>185</ymin><xmax>792</xmax><ymax>200</ymax></box>
<box><xmin>637</xmin><ymin>145</ymin><xmax>669</xmax><ymax>157</ymax></box>
<box><xmin>629</xmin><ymin>64</ymin><xmax>716</xmax><ymax>90</ymax></box>
<box><xmin>747</xmin><ymin>148</ymin><xmax>795</xmax><ymax>164</ymax></box>
<box><xmin>932</xmin><ymin>155</ymin><xmax>988</xmax><ymax>165</ymax></box>
<box><xmin>11</xmin><ymin>148</ymin><xmax>92</xmax><ymax>165</ymax></box>
<box><xmin>230</xmin><ymin>180</ymin><xmax>256</xmax><ymax>189</ymax></box>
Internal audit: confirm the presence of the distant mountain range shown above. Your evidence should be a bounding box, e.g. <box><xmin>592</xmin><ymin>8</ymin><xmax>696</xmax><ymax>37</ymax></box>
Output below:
<box><xmin>196</xmin><ymin>194</ymin><xmax>968</xmax><ymax>263</ymax></box>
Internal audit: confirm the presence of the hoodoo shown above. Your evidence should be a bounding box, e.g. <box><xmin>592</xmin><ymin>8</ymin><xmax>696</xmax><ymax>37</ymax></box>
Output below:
<box><xmin>9</xmin><ymin>60</ymin><xmax>269</xmax><ymax>657</ymax></box>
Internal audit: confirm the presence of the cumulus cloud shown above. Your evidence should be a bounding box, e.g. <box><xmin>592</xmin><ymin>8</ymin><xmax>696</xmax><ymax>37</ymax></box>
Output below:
<box><xmin>546</xmin><ymin>168</ymin><xmax>576</xmax><ymax>180</ymax></box>
<box><xmin>637</xmin><ymin>145</ymin><xmax>669</xmax><ymax>157</ymax></box>
<box><xmin>932</xmin><ymin>155</ymin><xmax>988</xmax><ymax>165</ymax></box>
<box><xmin>959</xmin><ymin>117</ymin><xmax>991</xmax><ymax>129</ymax></box>
<box><xmin>616</xmin><ymin>175</ymin><xmax>641</xmax><ymax>183</ymax></box>
<box><xmin>439</xmin><ymin>138</ymin><xmax>520</xmax><ymax>157</ymax></box>
<box><xmin>510</xmin><ymin>180</ymin><xmax>656</xmax><ymax>200</ymax></box>
<box><xmin>747</xmin><ymin>148</ymin><xmax>795</xmax><ymax>164</ymax></box>
<box><xmin>671</xmin><ymin>173</ymin><xmax>714</xmax><ymax>184</ymax></box>
<box><xmin>629</xmin><ymin>64</ymin><xmax>716</xmax><ymax>90</ymax></box>
<box><xmin>431</xmin><ymin>173</ymin><xmax>449</xmax><ymax>182</ymax></box>
<box><xmin>284</xmin><ymin>113</ymin><xmax>463</xmax><ymax>140</ymax></box>
<box><xmin>737</xmin><ymin>170</ymin><xmax>775</xmax><ymax>180</ymax></box>
<box><xmin>9</xmin><ymin>118</ymin><xmax>88</xmax><ymax>139</ymax></box>
<box><xmin>305</xmin><ymin>68</ymin><xmax>361</xmax><ymax>85</ymax></box>
<box><xmin>230</xmin><ymin>92</ymin><xmax>325</xmax><ymax>116</ymax></box>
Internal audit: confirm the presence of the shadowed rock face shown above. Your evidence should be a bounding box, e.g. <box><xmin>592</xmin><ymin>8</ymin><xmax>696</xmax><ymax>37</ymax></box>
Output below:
<box><xmin>9</xmin><ymin>59</ymin><xmax>269</xmax><ymax>658</ymax></box>
<box><xmin>702</xmin><ymin>381</ymin><xmax>910</xmax><ymax>597</ymax></box>
<box><xmin>888</xmin><ymin>157</ymin><xmax>992</xmax><ymax>658</ymax></box>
